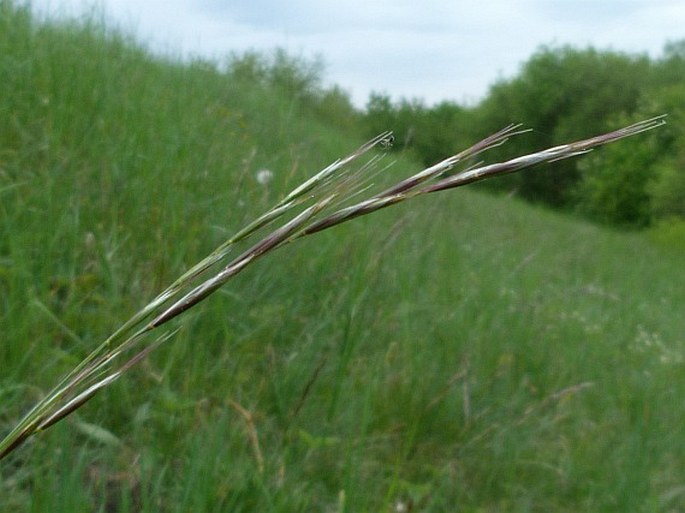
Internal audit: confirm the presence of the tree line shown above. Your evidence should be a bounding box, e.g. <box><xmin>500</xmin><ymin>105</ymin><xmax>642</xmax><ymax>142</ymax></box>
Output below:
<box><xmin>361</xmin><ymin>43</ymin><xmax>685</xmax><ymax>228</ymax></box>
<box><xmin>220</xmin><ymin>43</ymin><xmax>683</xmax><ymax>229</ymax></box>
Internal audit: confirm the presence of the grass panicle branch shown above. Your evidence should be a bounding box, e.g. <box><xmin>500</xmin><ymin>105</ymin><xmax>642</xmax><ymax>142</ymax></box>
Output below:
<box><xmin>0</xmin><ymin>115</ymin><xmax>666</xmax><ymax>461</ymax></box>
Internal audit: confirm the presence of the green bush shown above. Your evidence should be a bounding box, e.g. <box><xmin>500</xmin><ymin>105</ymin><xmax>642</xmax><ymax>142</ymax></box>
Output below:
<box><xmin>470</xmin><ymin>46</ymin><xmax>652</xmax><ymax>207</ymax></box>
<box><xmin>649</xmin><ymin>159</ymin><xmax>685</xmax><ymax>219</ymax></box>
<box><xmin>573</xmin><ymin>124</ymin><xmax>658</xmax><ymax>227</ymax></box>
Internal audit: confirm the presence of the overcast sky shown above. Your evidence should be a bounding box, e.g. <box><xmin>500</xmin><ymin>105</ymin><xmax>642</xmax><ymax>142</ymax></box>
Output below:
<box><xmin>30</xmin><ymin>0</ymin><xmax>685</xmax><ymax>107</ymax></box>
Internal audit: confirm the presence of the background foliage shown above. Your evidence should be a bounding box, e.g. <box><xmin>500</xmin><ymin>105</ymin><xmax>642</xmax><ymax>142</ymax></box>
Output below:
<box><xmin>1</xmin><ymin>1</ymin><xmax>684</xmax><ymax>511</ymax></box>
<box><xmin>363</xmin><ymin>45</ymin><xmax>685</xmax><ymax>229</ymax></box>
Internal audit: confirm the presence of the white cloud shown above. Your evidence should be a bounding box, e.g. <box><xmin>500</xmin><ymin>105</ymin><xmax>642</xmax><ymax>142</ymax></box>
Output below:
<box><xmin>29</xmin><ymin>0</ymin><xmax>685</xmax><ymax>106</ymax></box>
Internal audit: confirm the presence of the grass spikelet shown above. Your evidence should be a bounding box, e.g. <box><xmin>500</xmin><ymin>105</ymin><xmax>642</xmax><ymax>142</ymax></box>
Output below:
<box><xmin>0</xmin><ymin>115</ymin><xmax>666</xmax><ymax>460</ymax></box>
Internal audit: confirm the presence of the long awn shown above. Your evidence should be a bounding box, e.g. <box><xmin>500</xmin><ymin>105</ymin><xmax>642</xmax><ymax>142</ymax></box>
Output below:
<box><xmin>0</xmin><ymin>115</ymin><xmax>666</xmax><ymax>460</ymax></box>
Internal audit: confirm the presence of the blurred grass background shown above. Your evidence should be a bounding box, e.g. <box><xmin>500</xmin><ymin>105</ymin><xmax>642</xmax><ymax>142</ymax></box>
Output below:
<box><xmin>1</xmin><ymin>1</ymin><xmax>684</xmax><ymax>511</ymax></box>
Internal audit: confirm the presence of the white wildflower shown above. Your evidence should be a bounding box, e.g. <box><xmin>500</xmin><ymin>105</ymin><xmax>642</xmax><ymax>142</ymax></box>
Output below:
<box><xmin>255</xmin><ymin>169</ymin><xmax>273</xmax><ymax>185</ymax></box>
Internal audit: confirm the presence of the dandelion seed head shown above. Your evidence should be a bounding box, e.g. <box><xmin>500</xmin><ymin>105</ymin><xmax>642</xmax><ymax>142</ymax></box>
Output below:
<box><xmin>255</xmin><ymin>169</ymin><xmax>273</xmax><ymax>185</ymax></box>
<box><xmin>394</xmin><ymin>500</ymin><xmax>408</xmax><ymax>513</ymax></box>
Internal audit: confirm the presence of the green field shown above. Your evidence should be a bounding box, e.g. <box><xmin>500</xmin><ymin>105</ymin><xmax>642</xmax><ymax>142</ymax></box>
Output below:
<box><xmin>1</xmin><ymin>2</ymin><xmax>684</xmax><ymax>511</ymax></box>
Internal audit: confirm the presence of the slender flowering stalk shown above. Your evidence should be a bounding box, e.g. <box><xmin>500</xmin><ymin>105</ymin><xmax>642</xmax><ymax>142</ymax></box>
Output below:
<box><xmin>375</xmin><ymin>124</ymin><xmax>528</xmax><ymax>198</ymax></box>
<box><xmin>150</xmin><ymin>195</ymin><xmax>337</xmax><ymax>328</ymax></box>
<box><xmin>0</xmin><ymin>115</ymin><xmax>665</xmax><ymax>460</ymax></box>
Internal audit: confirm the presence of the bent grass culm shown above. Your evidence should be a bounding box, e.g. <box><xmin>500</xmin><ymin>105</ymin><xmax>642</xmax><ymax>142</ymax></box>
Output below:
<box><xmin>0</xmin><ymin>116</ymin><xmax>666</xmax><ymax>460</ymax></box>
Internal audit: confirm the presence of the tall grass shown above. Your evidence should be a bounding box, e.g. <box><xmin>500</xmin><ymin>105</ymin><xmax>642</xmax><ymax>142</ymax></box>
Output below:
<box><xmin>1</xmin><ymin>2</ymin><xmax>684</xmax><ymax>511</ymax></box>
<box><xmin>0</xmin><ymin>97</ymin><xmax>664</xmax><ymax>459</ymax></box>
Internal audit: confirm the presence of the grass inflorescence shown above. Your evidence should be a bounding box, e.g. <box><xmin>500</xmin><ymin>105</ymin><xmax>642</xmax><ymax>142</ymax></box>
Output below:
<box><xmin>0</xmin><ymin>117</ymin><xmax>666</xmax><ymax>461</ymax></box>
<box><xmin>2</xmin><ymin>3</ymin><xmax>684</xmax><ymax>512</ymax></box>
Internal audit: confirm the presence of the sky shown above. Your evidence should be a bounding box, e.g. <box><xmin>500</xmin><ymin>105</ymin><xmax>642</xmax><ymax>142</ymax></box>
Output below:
<box><xmin>30</xmin><ymin>0</ymin><xmax>685</xmax><ymax>107</ymax></box>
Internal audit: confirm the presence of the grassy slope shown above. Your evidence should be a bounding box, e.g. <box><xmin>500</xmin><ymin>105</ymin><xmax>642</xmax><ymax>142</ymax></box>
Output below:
<box><xmin>1</xmin><ymin>3</ymin><xmax>684</xmax><ymax>511</ymax></box>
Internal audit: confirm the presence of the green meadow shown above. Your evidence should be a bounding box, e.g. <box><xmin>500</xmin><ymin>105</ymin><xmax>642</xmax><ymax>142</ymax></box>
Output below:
<box><xmin>1</xmin><ymin>2</ymin><xmax>684</xmax><ymax>511</ymax></box>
